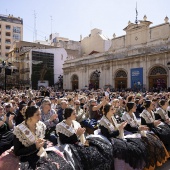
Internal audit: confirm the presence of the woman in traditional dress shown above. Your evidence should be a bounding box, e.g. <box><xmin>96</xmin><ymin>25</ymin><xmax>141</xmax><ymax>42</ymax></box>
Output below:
<box><xmin>56</xmin><ymin>107</ymin><xmax>113</xmax><ymax>170</ymax></box>
<box><xmin>155</xmin><ymin>99</ymin><xmax>170</xmax><ymax>126</ymax></box>
<box><xmin>99</xmin><ymin>103</ymin><xmax>147</xmax><ymax>170</ymax></box>
<box><xmin>122</xmin><ymin>102</ymin><xmax>169</xmax><ymax>170</ymax></box>
<box><xmin>0</xmin><ymin>106</ymin><xmax>14</xmax><ymax>155</ymax></box>
<box><xmin>13</xmin><ymin>105</ymin><xmax>73</xmax><ymax>170</ymax></box>
<box><xmin>140</xmin><ymin>100</ymin><xmax>170</xmax><ymax>152</ymax></box>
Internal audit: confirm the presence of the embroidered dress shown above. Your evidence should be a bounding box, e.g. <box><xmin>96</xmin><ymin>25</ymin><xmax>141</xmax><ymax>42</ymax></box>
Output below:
<box><xmin>155</xmin><ymin>107</ymin><xmax>170</xmax><ymax>126</ymax></box>
<box><xmin>140</xmin><ymin>109</ymin><xmax>170</xmax><ymax>151</ymax></box>
<box><xmin>0</xmin><ymin>121</ymin><xmax>73</xmax><ymax>170</ymax></box>
<box><xmin>56</xmin><ymin>120</ymin><xmax>113</xmax><ymax>170</ymax></box>
<box><xmin>99</xmin><ymin>115</ymin><xmax>147</xmax><ymax>170</ymax></box>
<box><xmin>122</xmin><ymin>112</ymin><xmax>169</xmax><ymax>169</ymax></box>
<box><xmin>0</xmin><ymin>121</ymin><xmax>13</xmax><ymax>155</ymax></box>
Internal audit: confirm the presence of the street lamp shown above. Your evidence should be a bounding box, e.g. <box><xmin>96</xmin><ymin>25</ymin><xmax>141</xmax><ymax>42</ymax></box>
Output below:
<box><xmin>94</xmin><ymin>70</ymin><xmax>101</xmax><ymax>77</ymax></box>
<box><xmin>58</xmin><ymin>75</ymin><xmax>63</xmax><ymax>90</ymax></box>
<box><xmin>120</xmin><ymin>81</ymin><xmax>122</xmax><ymax>91</ymax></box>
<box><xmin>93</xmin><ymin>70</ymin><xmax>101</xmax><ymax>90</ymax></box>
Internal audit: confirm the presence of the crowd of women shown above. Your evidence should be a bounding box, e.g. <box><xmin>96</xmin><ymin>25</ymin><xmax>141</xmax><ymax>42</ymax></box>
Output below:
<box><xmin>0</xmin><ymin>88</ymin><xmax>170</xmax><ymax>170</ymax></box>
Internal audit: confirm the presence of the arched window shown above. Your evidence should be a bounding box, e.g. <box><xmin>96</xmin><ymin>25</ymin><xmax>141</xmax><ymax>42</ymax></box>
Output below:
<box><xmin>150</xmin><ymin>67</ymin><xmax>167</xmax><ymax>75</ymax></box>
<box><xmin>72</xmin><ymin>74</ymin><xmax>78</xmax><ymax>81</ymax></box>
<box><xmin>115</xmin><ymin>70</ymin><xmax>127</xmax><ymax>78</ymax></box>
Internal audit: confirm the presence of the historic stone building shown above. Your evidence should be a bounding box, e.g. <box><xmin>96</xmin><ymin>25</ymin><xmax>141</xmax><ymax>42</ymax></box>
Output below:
<box><xmin>63</xmin><ymin>16</ymin><xmax>170</xmax><ymax>91</ymax></box>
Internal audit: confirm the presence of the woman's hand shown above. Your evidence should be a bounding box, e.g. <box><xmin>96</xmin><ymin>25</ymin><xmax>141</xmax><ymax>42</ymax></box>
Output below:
<box><xmin>154</xmin><ymin>120</ymin><xmax>161</xmax><ymax>127</ymax></box>
<box><xmin>36</xmin><ymin>138</ymin><xmax>45</xmax><ymax>150</ymax></box>
<box><xmin>138</xmin><ymin>125</ymin><xmax>149</xmax><ymax>131</ymax></box>
<box><xmin>119</xmin><ymin>121</ymin><xmax>127</xmax><ymax>130</ymax></box>
<box><xmin>76</xmin><ymin>127</ymin><xmax>86</xmax><ymax>137</ymax></box>
<box><xmin>165</xmin><ymin>118</ymin><xmax>170</xmax><ymax>124</ymax></box>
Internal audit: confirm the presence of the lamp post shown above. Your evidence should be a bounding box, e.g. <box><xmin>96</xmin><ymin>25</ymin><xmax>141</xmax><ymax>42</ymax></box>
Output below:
<box><xmin>94</xmin><ymin>70</ymin><xmax>101</xmax><ymax>76</ymax></box>
<box><xmin>94</xmin><ymin>70</ymin><xmax>101</xmax><ymax>90</ymax></box>
<box><xmin>58</xmin><ymin>75</ymin><xmax>63</xmax><ymax>90</ymax></box>
<box><xmin>120</xmin><ymin>81</ymin><xmax>122</xmax><ymax>91</ymax></box>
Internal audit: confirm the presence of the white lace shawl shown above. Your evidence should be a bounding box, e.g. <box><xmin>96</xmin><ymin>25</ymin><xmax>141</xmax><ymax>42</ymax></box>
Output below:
<box><xmin>13</xmin><ymin>121</ymin><xmax>46</xmax><ymax>147</ymax></box>
<box><xmin>156</xmin><ymin>108</ymin><xmax>168</xmax><ymax>120</ymax></box>
<box><xmin>100</xmin><ymin>115</ymin><xmax>124</xmax><ymax>139</ymax></box>
<box><xmin>122</xmin><ymin>112</ymin><xmax>139</xmax><ymax>127</ymax></box>
<box><xmin>140</xmin><ymin>109</ymin><xmax>155</xmax><ymax>123</ymax></box>
<box><xmin>56</xmin><ymin>120</ymin><xmax>86</xmax><ymax>144</ymax></box>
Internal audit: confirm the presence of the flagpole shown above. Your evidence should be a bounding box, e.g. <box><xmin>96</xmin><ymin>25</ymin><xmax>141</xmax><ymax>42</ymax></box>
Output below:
<box><xmin>135</xmin><ymin>2</ymin><xmax>138</xmax><ymax>24</ymax></box>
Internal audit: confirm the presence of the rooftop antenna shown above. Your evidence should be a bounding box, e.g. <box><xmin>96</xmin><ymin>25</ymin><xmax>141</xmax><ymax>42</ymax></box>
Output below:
<box><xmin>6</xmin><ymin>9</ymin><xmax>8</xmax><ymax>15</ymax></box>
<box><xmin>34</xmin><ymin>10</ymin><xmax>37</xmax><ymax>41</ymax></box>
<box><xmin>50</xmin><ymin>16</ymin><xmax>53</xmax><ymax>34</ymax></box>
<box><xmin>135</xmin><ymin>2</ymin><xmax>138</xmax><ymax>25</ymax></box>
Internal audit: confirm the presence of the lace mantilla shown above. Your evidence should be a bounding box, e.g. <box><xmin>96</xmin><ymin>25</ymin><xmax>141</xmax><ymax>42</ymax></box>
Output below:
<box><xmin>13</xmin><ymin>121</ymin><xmax>46</xmax><ymax>147</ymax></box>
<box><xmin>56</xmin><ymin>120</ymin><xmax>80</xmax><ymax>137</ymax></box>
<box><xmin>140</xmin><ymin>110</ymin><xmax>155</xmax><ymax>123</ymax></box>
<box><xmin>100</xmin><ymin>115</ymin><xmax>118</xmax><ymax>133</ymax></box>
<box><xmin>156</xmin><ymin>108</ymin><xmax>169</xmax><ymax>121</ymax></box>
<box><xmin>122</xmin><ymin>112</ymin><xmax>139</xmax><ymax>127</ymax></box>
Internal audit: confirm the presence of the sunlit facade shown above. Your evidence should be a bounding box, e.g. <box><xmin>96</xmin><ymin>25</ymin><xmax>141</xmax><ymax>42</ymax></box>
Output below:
<box><xmin>63</xmin><ymin>16</ymin><xmax>170</xmax><ymax>91</ymax></box>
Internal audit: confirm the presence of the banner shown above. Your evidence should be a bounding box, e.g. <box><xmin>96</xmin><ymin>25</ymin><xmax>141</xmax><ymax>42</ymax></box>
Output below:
<box><xmin>131</xmin><ymin>68</ymin><xmax>143</xmax><ymax>90</ymax></box>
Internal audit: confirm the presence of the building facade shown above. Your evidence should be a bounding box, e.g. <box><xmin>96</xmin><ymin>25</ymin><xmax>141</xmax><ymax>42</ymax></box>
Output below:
<box><xmin>3</xmin><ymin>41</ymin><xmax>57</xmax><ymax>89</ymax></box>
<box><xmin>0</xmin><ymin>14</ymin><xmax>23</xmax><ymax>61</ymax></box>
<box><xmin>63</xmin><ymin>16</ymin><xmax>170</xmax><ymax>91</ymax></box>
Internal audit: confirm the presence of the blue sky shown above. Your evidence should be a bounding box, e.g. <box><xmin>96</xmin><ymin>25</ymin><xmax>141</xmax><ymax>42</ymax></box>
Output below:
<box><xmin>1</xmin><ymin>0</ymin><xmax>170</xmax><ymax>42</ymax></box>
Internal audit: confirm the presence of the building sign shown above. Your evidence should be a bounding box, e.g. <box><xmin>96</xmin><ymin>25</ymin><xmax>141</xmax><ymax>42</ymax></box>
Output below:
<box><xmin>131</xmin><ymin>68</ymin><xmax>143</xmax><ymax>89</ymax></box>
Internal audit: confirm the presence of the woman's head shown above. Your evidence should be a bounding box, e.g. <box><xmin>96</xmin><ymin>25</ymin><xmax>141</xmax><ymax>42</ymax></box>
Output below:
<box><xmin>127</xmin><ymin>95</ymin><xmax>135</xmax><ymax>102</ymax></box>
<box><xmin>64</xmin><ymin>107</ymin><xmax>76</xmax><ymax>120</ymax></box>
<box><xmin>28</xmin><ymin>100</ymin><xmax>36</xmax><ymax>107</ymax></box>
<box><xmin>158</xmin><ymin>99</ymin><xmax>166</xmax><ymax>107</ymax></box>
<box><xmin>103</xmin><ymin>103</ymin><xmax>116</xmax><ymax>116</ymax></box>
<box><xmin>143</xmin><ymin>100</ymin><xmax>154</xmax><ymax>109</ymax></box>
<box><xmin>126</xmin><ymin>102</ymin><xmax>136</xmax><ymax>112</ymax></box>
<box><xmin>25</xmin><ymin>106</ymin><xmax>41</xmax><ymax>123</ymax></box>
<box><xmin>158</xmin><ymin>99</ymin><xmax>168</xmax><ymax>109</ymax></box>
<box><xmin>112</xmin><ymin>99</ymin><xmax>119</xmax><ymax>107</ymax></box>
<box><xmin>19</xmin><ymin>104</ymin><xmax>27</xmax><ymax>116</ymax></box>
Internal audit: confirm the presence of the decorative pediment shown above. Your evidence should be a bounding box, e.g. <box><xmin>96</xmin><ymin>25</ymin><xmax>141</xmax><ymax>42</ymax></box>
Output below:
<box><xmin>123</xmin><ymin>20</ymin><xmax>152</xmax><ymax>32</ymax></box>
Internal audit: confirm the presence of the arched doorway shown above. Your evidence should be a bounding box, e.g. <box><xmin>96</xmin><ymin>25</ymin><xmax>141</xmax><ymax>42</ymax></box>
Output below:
<box><xmin>149</xmin><ymin>66</ymin><xmax>167</xmax><ymax>91</ymax></box>
<box><xmin>71</xmin><ymin>74</ymin><xmax>78</xmax><ymax>91</ymax></box>
<box><xmin>89</xmin><ymin>72</ymin><xmax>100</xmax><ymax>90</ymax></box>
<box><xmin>115</xmin><ymin>70</ymin><xmax>127</xmax><ymax>91</ymax></box>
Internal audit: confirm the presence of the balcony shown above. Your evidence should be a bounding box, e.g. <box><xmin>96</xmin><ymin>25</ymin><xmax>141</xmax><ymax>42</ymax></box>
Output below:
<box><xmin>20</xmin><ymin>68</ymin><xmax>30</xmax><ymax>74</ymax></box>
